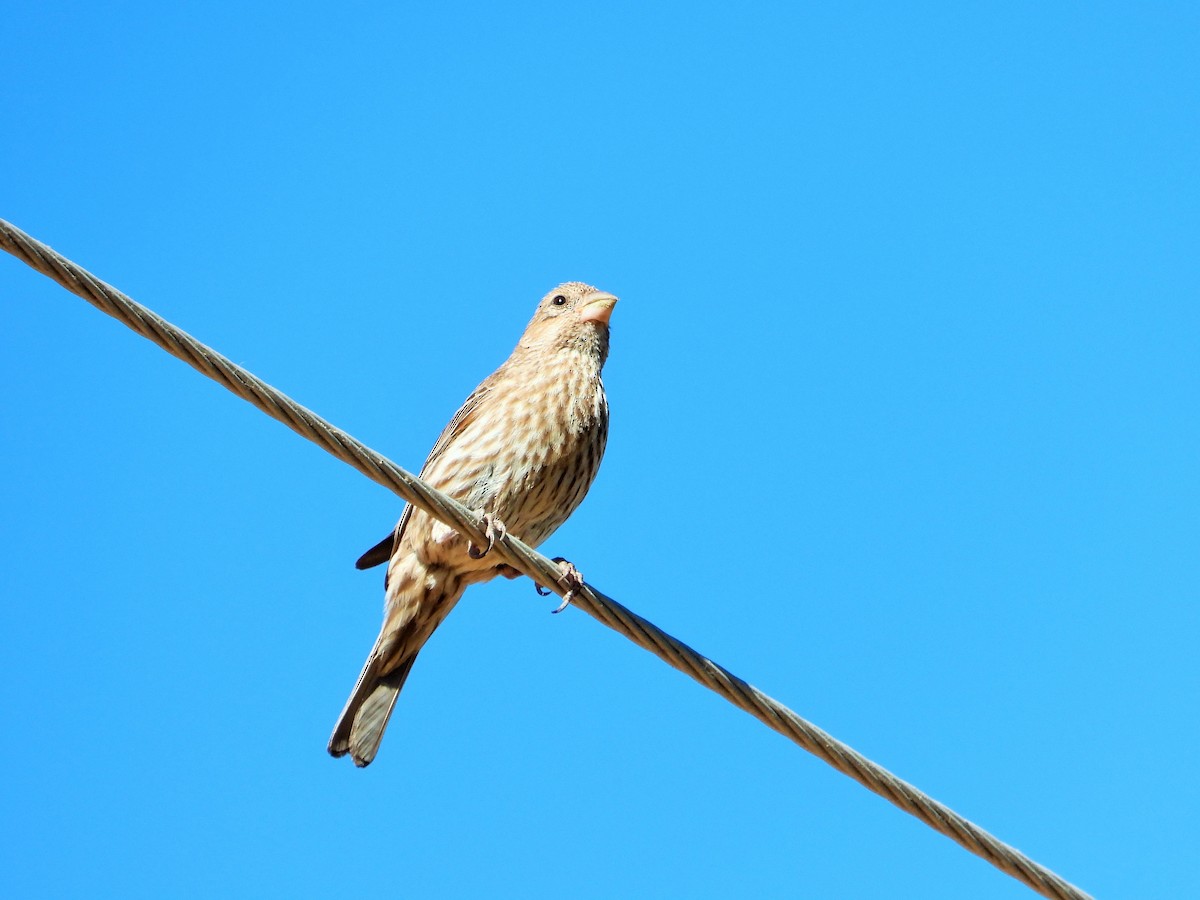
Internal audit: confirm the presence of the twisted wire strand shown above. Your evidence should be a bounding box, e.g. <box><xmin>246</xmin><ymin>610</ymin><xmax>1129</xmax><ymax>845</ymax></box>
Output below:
<box><xmin>1</xmin><ymin>218</ymin><xmax>1091</xmax><ymax>900</ymax></box>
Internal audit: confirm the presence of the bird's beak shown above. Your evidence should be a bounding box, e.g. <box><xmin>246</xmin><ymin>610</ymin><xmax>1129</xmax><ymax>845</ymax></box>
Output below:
<box><xmin>579</xmin><ymin>291</ymin><xmax>618</xmax><ymax>325</ymax></box>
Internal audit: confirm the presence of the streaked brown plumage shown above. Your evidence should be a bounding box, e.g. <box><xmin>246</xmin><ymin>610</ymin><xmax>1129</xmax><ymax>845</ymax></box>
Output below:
<box><xmin>328</xmin><ymin>282</ymin><xmax>618</xmax><ymax>766</ymax></box>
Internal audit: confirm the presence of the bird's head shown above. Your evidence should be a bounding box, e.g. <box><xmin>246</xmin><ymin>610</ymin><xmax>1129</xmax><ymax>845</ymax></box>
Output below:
<box><xmin>517</xmin><ymin>282</ymin><xmax>618</xmax><ymax>362</ymax></box>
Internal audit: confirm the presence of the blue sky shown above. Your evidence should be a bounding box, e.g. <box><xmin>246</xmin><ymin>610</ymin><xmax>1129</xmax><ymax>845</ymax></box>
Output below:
<box><xmin>2</xmin><ymin>3</ymin><xmax>1197</xmax><ymax>897</ymax></box>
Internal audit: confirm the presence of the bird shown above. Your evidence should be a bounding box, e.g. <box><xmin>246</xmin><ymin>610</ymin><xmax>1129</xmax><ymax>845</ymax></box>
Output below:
<box><xmin>328</xmin><ymin>282</ymin><xmax>618</xmax><ymax>767</ymax></box>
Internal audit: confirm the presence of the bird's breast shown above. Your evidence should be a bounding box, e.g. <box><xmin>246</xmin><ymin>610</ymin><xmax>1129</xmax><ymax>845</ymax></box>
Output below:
<box><xmin>422</xmin><ymin>352</ymin><xmax>608</xmax><ymax>550</ymax></box>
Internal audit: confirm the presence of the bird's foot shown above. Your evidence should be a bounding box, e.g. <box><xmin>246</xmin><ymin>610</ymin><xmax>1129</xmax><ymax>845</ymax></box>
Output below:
<box><xmin>535</xmin><ymin>557</ymin><xmax>584</xmax><ymax>614</ymax></box>
<box><xmin>467</xmin><ymin>513</ymin><xmax>507</xmax><ymax>559</ymax></box>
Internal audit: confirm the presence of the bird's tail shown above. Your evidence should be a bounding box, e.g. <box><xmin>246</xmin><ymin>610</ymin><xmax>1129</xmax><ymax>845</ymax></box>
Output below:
<box><xmin>328</xmin><ymin>563</ymin><xmax>467</xmax><ymax>767</ymax></box>
<box><xmin>327</xmin><ymin>650</ymin><xmax>418</xmax><ymax>767</ymax></box>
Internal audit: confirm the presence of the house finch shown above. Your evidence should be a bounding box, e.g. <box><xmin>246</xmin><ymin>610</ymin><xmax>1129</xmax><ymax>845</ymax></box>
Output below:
<box><xmin>328</xmin><ymin>282</ymin><xmax>618</xmax><ymax>767</ymax></box>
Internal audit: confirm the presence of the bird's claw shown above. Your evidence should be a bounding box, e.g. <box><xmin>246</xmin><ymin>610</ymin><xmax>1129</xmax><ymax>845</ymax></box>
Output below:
<box><xmin>535</xmin><ymin>557</ymin><xmax>584</xmax><ymax>614</ymax></box>
<box><xmin>551</xmin><ymin>593</ymin><xmax>573</xmax><ymax>615</ymax></box>
<box><xmin>468</xmin><ymin>513</ymin><xmax>507</xmax><ymax>559</ymax></box>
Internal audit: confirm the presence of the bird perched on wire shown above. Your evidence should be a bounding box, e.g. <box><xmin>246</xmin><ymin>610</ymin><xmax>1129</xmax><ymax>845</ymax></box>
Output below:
<box><xmin>328</xmin><ymin>282</ymin><xmax>619</xmax><ymax>767</ymax></box>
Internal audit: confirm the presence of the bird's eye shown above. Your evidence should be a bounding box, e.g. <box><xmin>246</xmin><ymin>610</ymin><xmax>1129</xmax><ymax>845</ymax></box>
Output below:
<box><xmin>551</xmin><ymin>295</ymin><xmax>568</xmax><ymax>306</ymax></box>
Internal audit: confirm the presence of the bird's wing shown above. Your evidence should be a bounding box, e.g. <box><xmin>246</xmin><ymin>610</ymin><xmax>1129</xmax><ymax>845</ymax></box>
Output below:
<box><xmin>354</xmin><ymin>382</ymin><xmax>495</xmax><ymax>570</ymax></box>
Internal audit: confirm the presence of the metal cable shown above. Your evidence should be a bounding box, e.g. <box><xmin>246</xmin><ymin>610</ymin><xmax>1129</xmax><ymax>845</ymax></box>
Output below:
<box><xmin>1</xmin><ymin>218</ymin><xmax>1092</xmax><ymax>900</ymax></box>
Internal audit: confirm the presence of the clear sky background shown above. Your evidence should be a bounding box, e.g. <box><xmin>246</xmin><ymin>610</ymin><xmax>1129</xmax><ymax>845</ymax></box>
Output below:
<box><xmin>2</xmin><ymin>4</ymin><xmax>1196</xmax><ymax>898</ymax></box>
